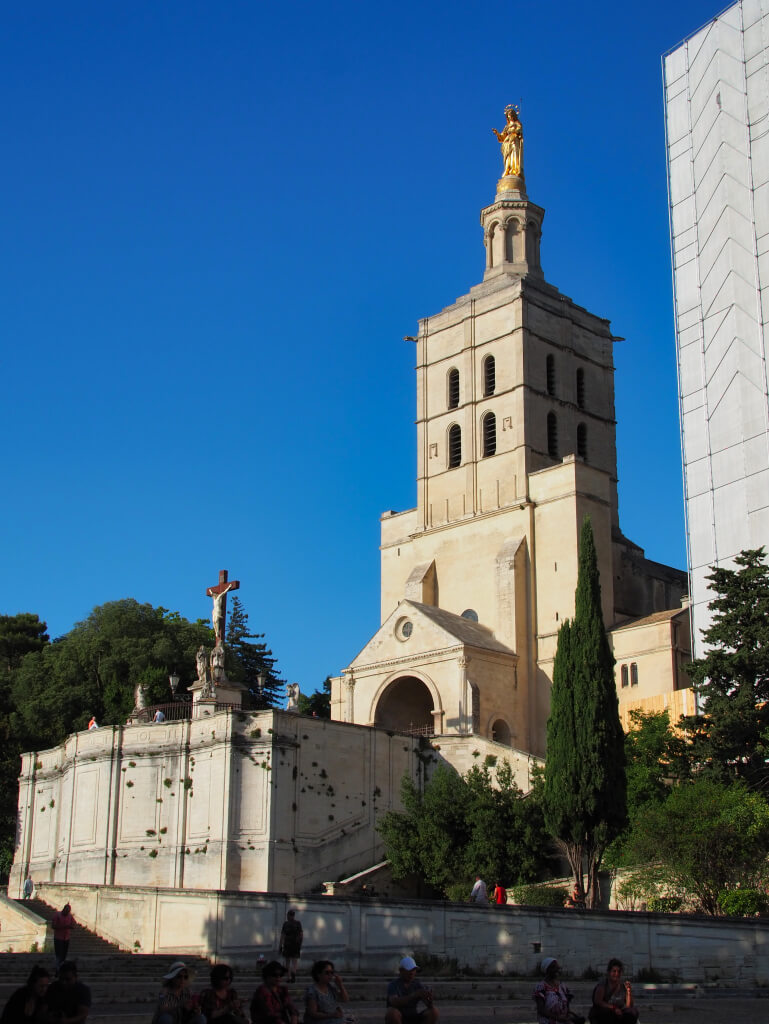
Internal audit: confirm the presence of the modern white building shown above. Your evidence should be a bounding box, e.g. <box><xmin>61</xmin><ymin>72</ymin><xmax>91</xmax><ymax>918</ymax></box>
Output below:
<box><xmin>664</xmin><ymin>0</ymin><xmax>769</xmax><ymax>656</ymax></box>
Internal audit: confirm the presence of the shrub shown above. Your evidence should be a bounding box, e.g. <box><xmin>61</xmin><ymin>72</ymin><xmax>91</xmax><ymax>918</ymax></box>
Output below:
<box><xmin>511</xmin><ymin>883</ymin><xmax>568</xmax><ymax>907</ymax></box>
<box><xmin>647</xmin><ymin>896</ymin><xmax>682</xmax><ymax>913</ymax></box>
<box><xmin>717</xmin><ymin>888</ymin><xmax>769</xmax><ymax>917</ymax></box>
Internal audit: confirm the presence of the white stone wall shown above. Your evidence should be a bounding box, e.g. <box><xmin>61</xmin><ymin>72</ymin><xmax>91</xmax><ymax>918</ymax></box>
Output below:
<box><xmin>31</xmin><ymin>881</ymin><xmax>769</xmax><ymax>984</ymax></box>
<box><xmin>9</xmin><ymin>711</ymin><xmax>420</xmax><ymax>898</ymax></box>
<box><xmin>665</xmin><ymin>0</ymin><xmax>769</xmax><ymax>655</ymax></box>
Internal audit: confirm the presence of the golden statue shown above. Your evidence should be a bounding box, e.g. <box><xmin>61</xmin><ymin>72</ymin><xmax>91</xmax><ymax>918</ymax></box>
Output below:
<box><xmin>492</xmin><ymin>104</ymin><xmax>524</xmax><ymax>179</ymax></box>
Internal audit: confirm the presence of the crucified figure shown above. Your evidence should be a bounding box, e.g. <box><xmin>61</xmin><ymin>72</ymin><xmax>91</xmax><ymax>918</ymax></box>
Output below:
<box><xmin>210</xmin><ymin>582</ymin><xmax>236</xmax><ymax>641</ymax></box>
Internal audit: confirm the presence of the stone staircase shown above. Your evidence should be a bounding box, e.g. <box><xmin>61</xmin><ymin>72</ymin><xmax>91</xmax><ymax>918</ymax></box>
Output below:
<box><xmin>15</xmin><ymin>898</ymin><xmax>124</xmax><ymax>955</ymax></box>
<box><xmin>0</xmin><ymin>946</ymin><xmax>765</xmax><ymax>1024</ymax></box>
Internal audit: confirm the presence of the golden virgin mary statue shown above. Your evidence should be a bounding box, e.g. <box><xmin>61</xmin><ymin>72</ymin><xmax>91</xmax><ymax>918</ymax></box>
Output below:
<box><xmin>492</xmin><ymin>105</ymin><xmax>524</xmax><ymax>180</ymax></box>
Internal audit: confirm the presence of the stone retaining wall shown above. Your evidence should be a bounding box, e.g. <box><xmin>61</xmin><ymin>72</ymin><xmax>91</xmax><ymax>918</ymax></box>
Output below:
<box><xmin>34</xmin><ymin>882</ymin><xmax>769</xmax><ymax>984</ymax></box>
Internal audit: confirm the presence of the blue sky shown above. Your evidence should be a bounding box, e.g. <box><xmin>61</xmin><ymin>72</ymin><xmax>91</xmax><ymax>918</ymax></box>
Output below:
<box><xmin>2</xmin><ymin>1</ymin><xmax>723</xmax><ymax>692</ymax></box>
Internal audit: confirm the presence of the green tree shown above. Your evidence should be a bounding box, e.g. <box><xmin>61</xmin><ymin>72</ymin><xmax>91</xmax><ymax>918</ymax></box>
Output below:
<box><xmin>684</xmin><ymin>548</ymin><xmax>769</xmax><ymax>789</ymax></box>
<box><xmin>0</xmin><ymin>613</ymin><xmax>49</xmax><ymax>673</ymax></box>
<box><xmin>624</xmin><ymin>779</ymin><xmax>769</xmax><ymax>915</ymax></box>
<box><xmin>10</xmin><ymin>600</ymin><xmax>211</xmax><ymax>748</ymax></box>
<box><xmin>543</xmin><ymin>516</ymin><xmax>627</xmax><ymax>907</ymax></box>
<box><xmin>297</xmin><ymin>676</ymin><xmax>332</xmax><ymax>718</ymax></box>
<box><xmin>378</xmin><ymin>759</ymin><xmax>548</xmax><ymax>897</ymax></box>
<box><xmin>226</xmin><ymin>596</ymin><xmax>284</xmax><ymax>709</ymax></box>
<box><xmin>0</xmin><ymin>614</ymin><xmax>52</xmax><ymax>876</ymax></box>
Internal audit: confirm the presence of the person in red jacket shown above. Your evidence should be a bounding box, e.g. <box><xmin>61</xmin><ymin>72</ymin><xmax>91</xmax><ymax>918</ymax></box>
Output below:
<box><xmin>51</xmin><ymin>904</ymin><xmax>75</xmax><ymax>969</ymax></box>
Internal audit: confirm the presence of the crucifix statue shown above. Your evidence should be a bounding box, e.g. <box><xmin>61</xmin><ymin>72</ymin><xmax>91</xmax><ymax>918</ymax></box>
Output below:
<box><xmin>206</xmin><ymin>569</ymin><xmax>240</xmax><ymax>645</ymax></box>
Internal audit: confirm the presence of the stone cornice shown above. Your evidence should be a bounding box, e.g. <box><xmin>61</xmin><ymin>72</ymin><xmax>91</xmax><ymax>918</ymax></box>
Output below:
<box><xmin>346</xmin><ymin>642</ymin><xmax>517</xmax><ymax>676</ymax></box>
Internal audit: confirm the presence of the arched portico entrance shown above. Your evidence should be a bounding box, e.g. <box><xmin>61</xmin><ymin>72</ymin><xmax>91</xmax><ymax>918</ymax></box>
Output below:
<box><xmin>374</xmin><ymin>675</ymin><xmax>436</xmax><ymax>735</ymax></box>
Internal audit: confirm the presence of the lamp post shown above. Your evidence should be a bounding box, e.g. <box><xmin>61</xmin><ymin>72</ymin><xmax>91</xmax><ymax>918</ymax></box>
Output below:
<box><xmin>169</xmin><ymin>671</ymin><xmax>180</xmax><ymax>699</ymax></box>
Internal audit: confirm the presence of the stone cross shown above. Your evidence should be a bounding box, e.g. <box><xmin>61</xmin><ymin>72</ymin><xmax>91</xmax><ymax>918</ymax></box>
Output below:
<box><xmin>206</xmin><ymin>569</ymin><xmax>240</xmax><ymax>644</ymax></box>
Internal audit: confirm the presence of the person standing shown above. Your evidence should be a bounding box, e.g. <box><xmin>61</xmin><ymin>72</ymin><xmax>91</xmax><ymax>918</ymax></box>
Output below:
<box><xmin>279</xmin><ymin>910</ymin><xmax>303</xmax><ymax>983</ymax></box>
<box><xmin>492</xmin><ymin>882</ymin><xmax>507</xmax><ymax>905</ymax></box>
<box><xmin>51</xmin><ymin>904</ymin><xmax>75</xmax><ymax>969</ymax></box>
<box><xmin>23</xmin><ymin>875</ymin><xmax>34</xmax><ymax>900</ymax></box>
<box><xmin>470</xmin><ymin>876</ymin><xmax>488</xmax><ymax>904</ymax></box>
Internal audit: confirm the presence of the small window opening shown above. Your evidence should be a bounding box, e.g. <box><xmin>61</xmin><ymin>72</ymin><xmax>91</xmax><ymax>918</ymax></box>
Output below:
<box><xmin>621</xmin><ymin>665</ymin><xmax>629</xmax><ymax>688</ymax></box>
<box><xmin>448</xmin><ymin>424</ymin><xmax>462</xmax><ymax>468</ymax></box>
<box><xmin>577</xmin><ymin>423</ymin><xmax>588</xmax><ymax>461</ymax></box>
<box><xmin>576</xmin><ymin>367</ymin><xmax>585</xmax><ymax>409</ymax></box>
<box><xmin>630</xmin><ymin>663</ymin><xmax>639</xmax><ymax>687</ymax></box>
<box><xmin>547</xmin><ymin>412</ymin><xmax>558</xmax><ymax>458</ymax></box>
<box><xmin>546</xmin><ymin>354</ymin><xmax>556</xmax><ymax>396</ymax></box>
<box><xmin>483</xmin><ymin>355</ymin><xmax>496</xmax><ymax>397</ymax></box>
<box><xmin>448</xmin><ymin>368</ymin><xmax>460</xmax><ymax>410</ymax></box>
<box><xmin>482</xmin><ymin>412</ymin><xmax>497</xmax><ymax>457</ymax></box>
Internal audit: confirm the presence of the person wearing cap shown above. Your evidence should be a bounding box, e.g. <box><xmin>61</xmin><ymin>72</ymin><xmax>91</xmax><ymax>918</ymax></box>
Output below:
<box><xmin>152</xmin><ymin>963</ymin><xmax>205</xmax><ymax>1024</ymax></box>
<box><xmin>385</xmin><ymin>957</ymin><xmax>438</xmax><ymax>1024</ymax></box>
<box><xmin>250</xmin><ymin>961</ymin><xmax>298</xmax><ymax>1024</ymax></box>
<box><xmin>533</xmin><ymin>958</ymin><xmax>584</xmax><ymax>1024</ymax></box>
<box><xmin>45</xmin><ymin>962</ymin><xmax>91</xmax><ymax>1024</ymax></box>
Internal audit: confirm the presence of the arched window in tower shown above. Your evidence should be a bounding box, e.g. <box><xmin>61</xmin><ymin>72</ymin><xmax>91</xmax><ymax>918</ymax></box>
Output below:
<box><xmin>448</xmin><ymin>424</ymin><xmax>462</xmax><ymax>468</ymax></box>
<box><xmin>576</xmin><ymin>367</ymin><xmax>585</xmax><ymax>409</ymax></box>
<box><xmin>482</xmin><ymin>355</ymin><xmax>496</xmax><ymax>396</ymax></box>
<box><xmin>482</xmin><ymin>412</ymin><xmax>497</xmax><ymax>457</ymax></box>
<box><xmin>447</xmin><ymin>368</ymin><xmax>460</xmax><ymax>410</ymax></box>
<box><xmin>547</xmin><ymin>412</ymin><xmax>558</xmax><ymax>458</ymax></box>
<box><xmin>577</xmin><ymin>423</ymin><xmax>588</xmax><ymax>461</ymax></box>
<box><xmin>546</xmin><ymin>354</ymin><xmax>556</xmax><ymax>396</ymax></box>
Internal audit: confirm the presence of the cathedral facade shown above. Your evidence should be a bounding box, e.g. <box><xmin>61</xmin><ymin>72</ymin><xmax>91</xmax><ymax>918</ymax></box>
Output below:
<box><xmin>332</xmin><ymin>145</ymin><xmax>692</xmax><ymax>756</ymax></box>
<box><xmin>10</xmin><ymin>119</ymin><xmax>695</xmax><ymax>899</ymax></box>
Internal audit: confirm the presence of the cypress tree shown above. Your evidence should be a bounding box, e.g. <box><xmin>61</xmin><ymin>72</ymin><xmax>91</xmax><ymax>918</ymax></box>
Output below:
<box><xmin>544</xmin><ymin>516</ymin><xmax>627</xmax><ymax>906</ymax></box>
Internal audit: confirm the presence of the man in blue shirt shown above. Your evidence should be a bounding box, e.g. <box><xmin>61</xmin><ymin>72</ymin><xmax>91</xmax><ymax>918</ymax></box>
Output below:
<box><xmin>385</xmin><ymin>957</ymin><xmax>438</xmax><ymax>1024</ymax></box>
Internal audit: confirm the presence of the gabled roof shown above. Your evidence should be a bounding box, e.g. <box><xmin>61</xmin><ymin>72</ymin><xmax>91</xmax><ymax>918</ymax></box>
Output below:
<box><xmin>612</xmin><ymin>606</ymin><xmax>689</xmax><ymax>631</ymax></box>
<box><xmin>346</xmin><ymin>599</ymin><xmax>515</xmax><ymax>671</ymax></box>
<box><xmin>407</xmin><ymin>601</ymin><xmax>514</xmax><ymax>654</ymax></box>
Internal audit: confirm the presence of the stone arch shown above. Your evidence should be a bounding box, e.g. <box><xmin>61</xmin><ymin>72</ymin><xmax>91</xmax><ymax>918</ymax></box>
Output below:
<box><xmin>370</xmin><ymin>671</ymin><xmax>442</xmax><ymax>735</ymax></box>
<box><xmin>489</xmin><ymin>717</ymin><xmax>512</xmax><ymax>746</ymax></box>
<box><xmin>487</xmin><ymin>219</ymin><xmax>504</xmax><ymax>268</ymax></box>
<box><xmin>504</xmin><ymin>218</ymin><xmax>522</xmax><ymax>263</ymax></box>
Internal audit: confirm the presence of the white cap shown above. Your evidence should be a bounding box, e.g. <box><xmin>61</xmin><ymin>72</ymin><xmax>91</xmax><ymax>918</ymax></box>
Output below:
<box><xmin>399</xmin><ymin>956</ymin><xmax>418</xmax><ymax>971</ymax></box>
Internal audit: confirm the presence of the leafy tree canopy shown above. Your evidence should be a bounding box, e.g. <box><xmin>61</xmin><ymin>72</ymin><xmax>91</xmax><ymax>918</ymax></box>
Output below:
<box><xmin>622</xmin><ymin>778</ymin><xmax>769</xmax><ymax>916</ymax></box>
<box><xmin>378</xmin><ymin>758</ymin><xmax>549</xmax><ymax>898</ymax></box>
<box><xmin>298</xmin><ymin>676</ymin><xmax>331</xmax><ymax>718</ymax></box>
<box><xmin>684</xmin><ymin>548</ymin><xmax>769</xmax><ymax>789</ymax></box>
<box><xmin>10</xmin><ymin>600</ymin><xmax>211</xmax><ymax>747</ymax></box>
<box><xmin>0</xmin><ymin>613</ymin><xmax>49</xmax><ymax>673</ymax></box>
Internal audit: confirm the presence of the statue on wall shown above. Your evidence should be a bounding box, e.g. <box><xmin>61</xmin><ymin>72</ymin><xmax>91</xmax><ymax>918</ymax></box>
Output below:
<box><xmin>134</xmin><ymin>682</ymin><xmax>147</xmax><ymax>711</ymax></box>
<box><xmin>211</xmin><ymin>642</ymin><xmax>227</xmax><ymax>686</ymax></box>
<box><xmin>286</xmin><ymin>683</ymin><xmax>300</xmax><ymax>712</ymax></box>
<box><xmin>196</xmin><ymin>645</ymin><xmax>209</xmax><ymax>684</ymax></box>
<box><xmin>492</xmin><ymin>105</ymin><xmax>524</xmax><ymax>179</ymax></box>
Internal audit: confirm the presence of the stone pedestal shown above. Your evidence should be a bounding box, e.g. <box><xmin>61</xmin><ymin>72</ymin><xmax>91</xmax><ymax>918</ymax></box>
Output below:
<box><xmin>496</xmin><ymin>174</ymin><xmax>527</xmax><ymax>198</ymax></box>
